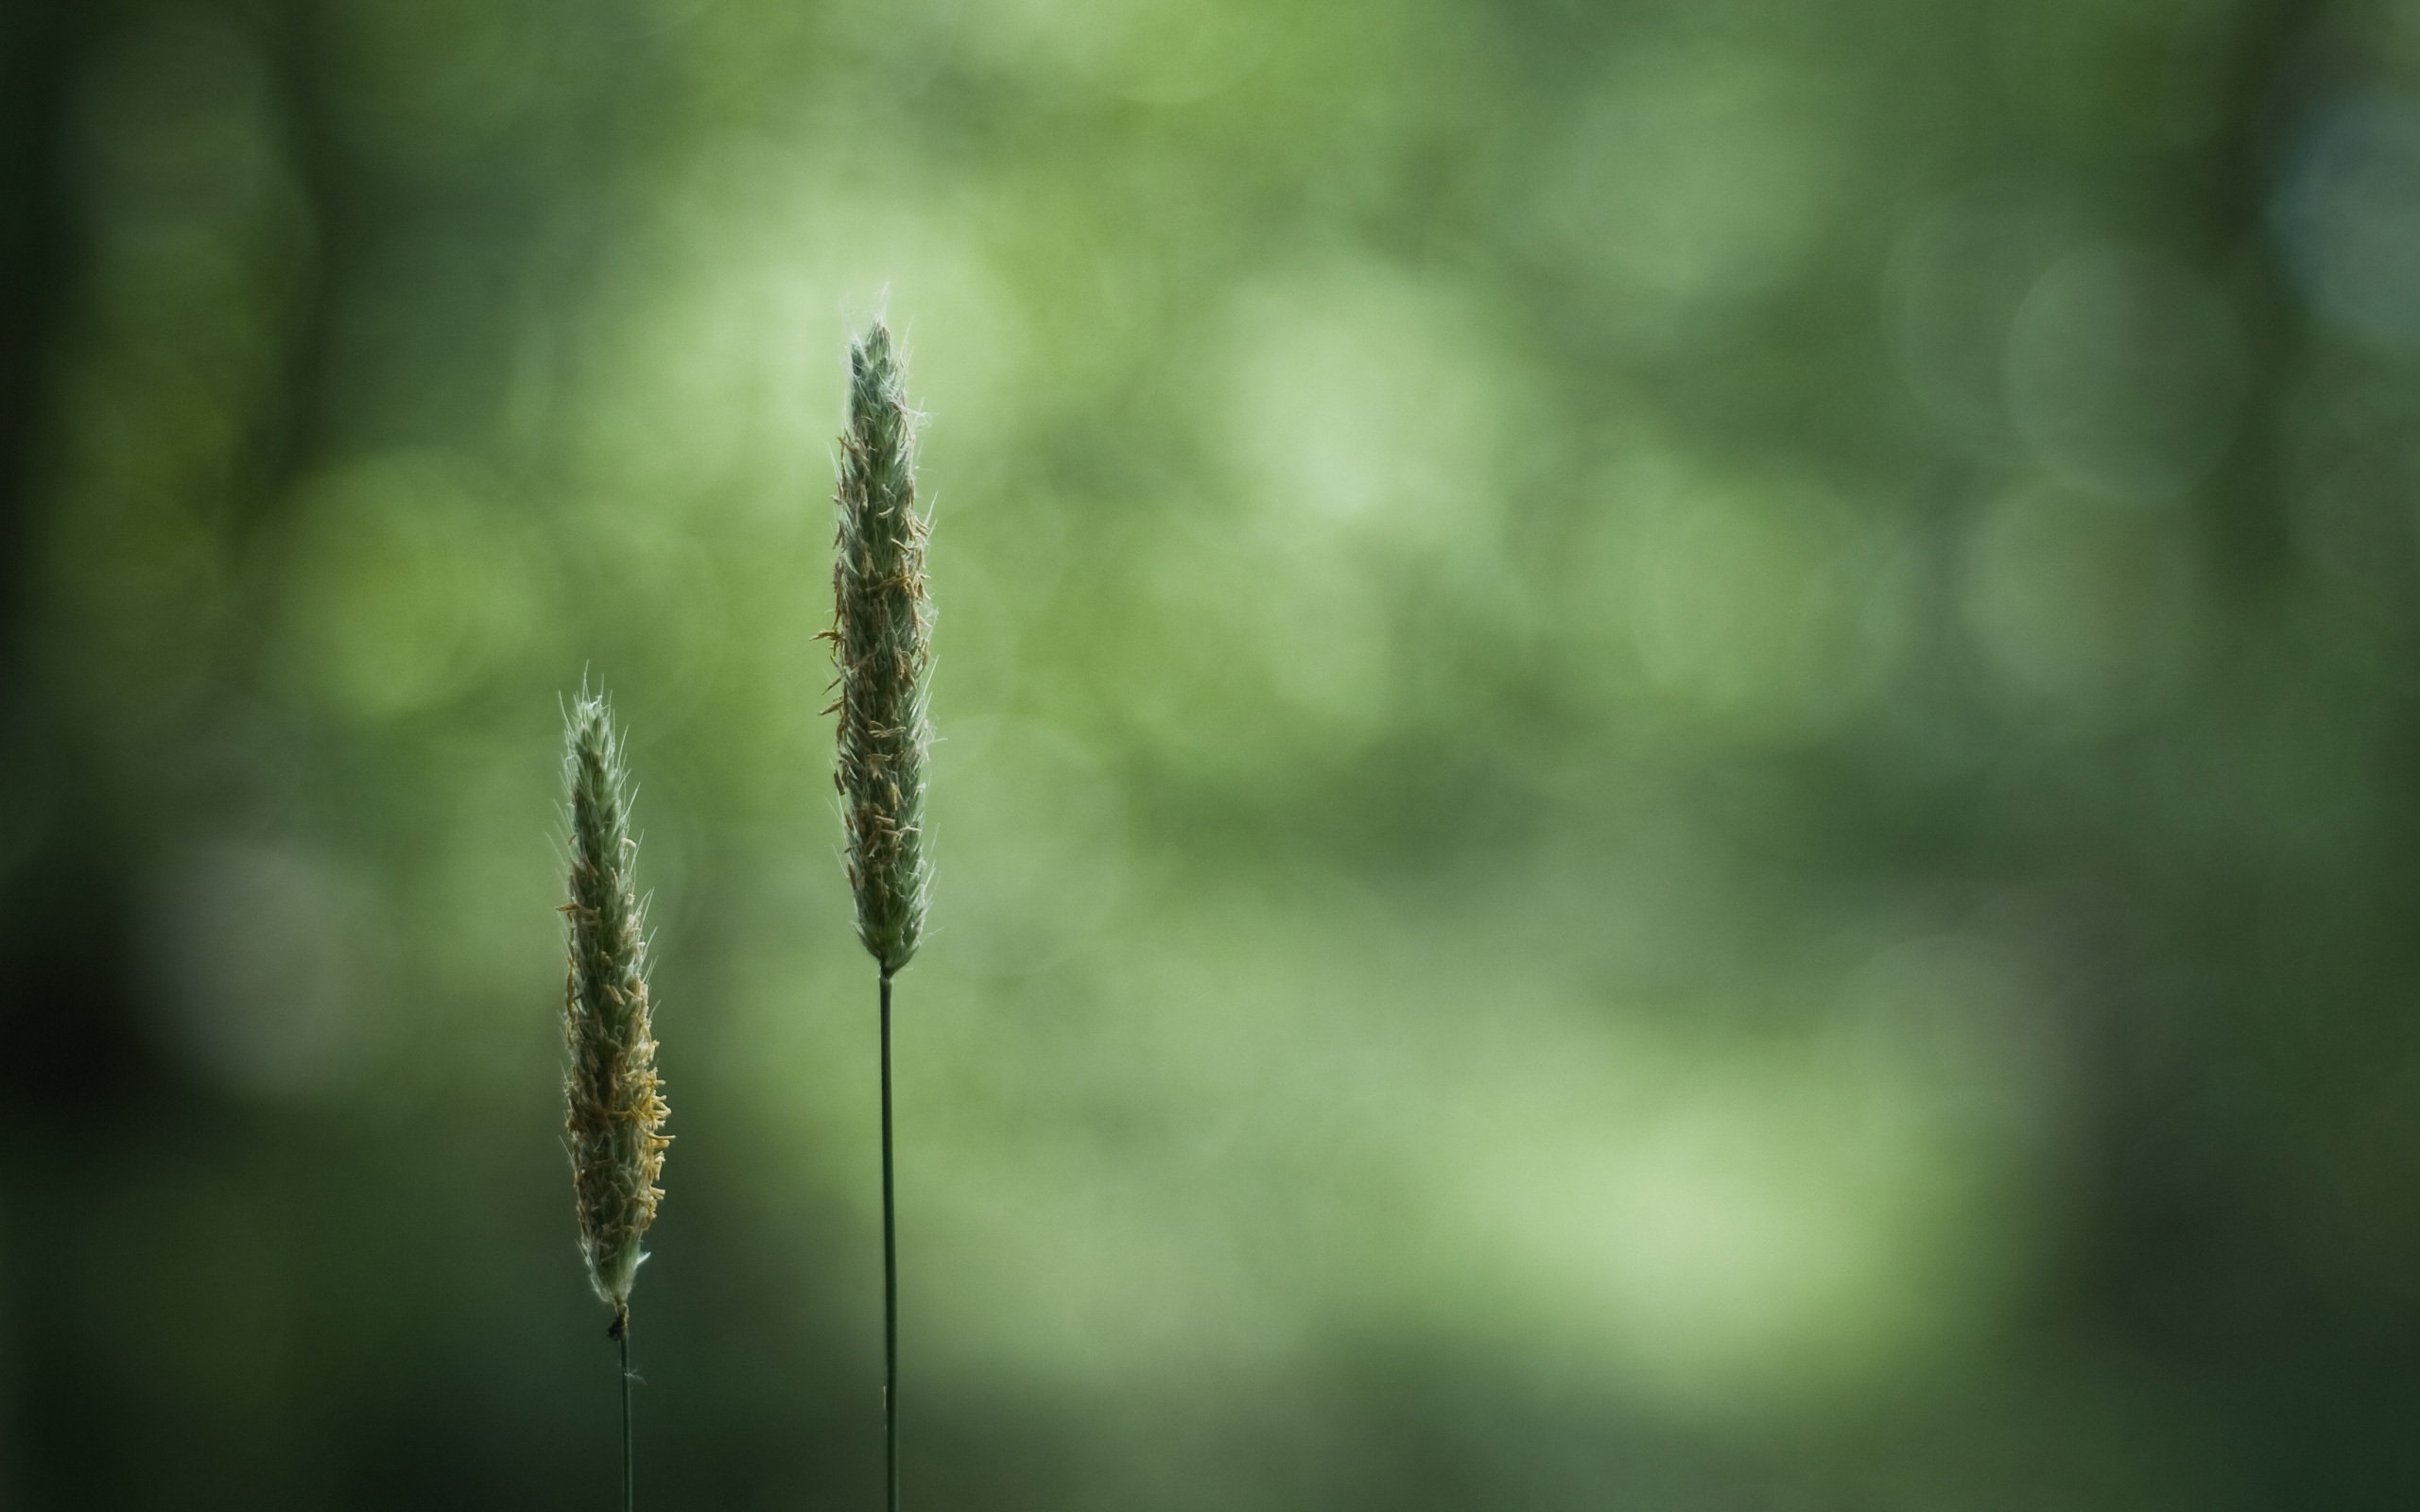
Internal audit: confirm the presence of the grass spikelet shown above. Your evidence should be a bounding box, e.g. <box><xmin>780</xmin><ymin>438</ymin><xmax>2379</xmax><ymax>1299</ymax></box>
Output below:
<box><xmin>562</xmin><ymin>685</ymin><xmax>669</xmax><ymax>1322</ymax></box>
<box><xmin>830</xmin><ymin>320</ymin><xmax>932</xmax><ymax>978</ymax></box>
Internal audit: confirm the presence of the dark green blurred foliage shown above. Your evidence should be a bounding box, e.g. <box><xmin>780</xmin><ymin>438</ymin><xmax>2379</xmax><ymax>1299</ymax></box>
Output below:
<box><xmin>7</xmin><ymin>0</ymin><xmax>2420</xmax><ymax>1506</ymax></box>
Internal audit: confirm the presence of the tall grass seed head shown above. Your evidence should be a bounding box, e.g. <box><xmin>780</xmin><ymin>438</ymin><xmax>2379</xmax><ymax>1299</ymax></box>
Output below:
<box><xmin>561</xmin><ymin>686</ymin><xmax>670</xmax><ymax>1316</ymax></box>
<box><xmin>828</xmin><ymin>322</ymin><xmax>933</xmax><ymax>977</ymax></box>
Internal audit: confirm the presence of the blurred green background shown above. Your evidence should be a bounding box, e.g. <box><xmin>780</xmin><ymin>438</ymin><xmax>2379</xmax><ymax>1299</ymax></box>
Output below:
<box><xmin>6</xmin><ymin>0</ymin><xmax>2420</xmax><ymax>1505</ymax></box>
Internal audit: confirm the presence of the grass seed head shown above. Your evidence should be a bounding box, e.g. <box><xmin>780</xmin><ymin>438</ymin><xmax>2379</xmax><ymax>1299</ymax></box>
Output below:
<box><xmin>561</xmin><ymin>685</ymin><xmax>669</xmax><ymax>1317</ymax></box>
<box><xmin>829</xmin><ymin>321</ymin><xmax>933</xmax><ymax>976</ymax></box>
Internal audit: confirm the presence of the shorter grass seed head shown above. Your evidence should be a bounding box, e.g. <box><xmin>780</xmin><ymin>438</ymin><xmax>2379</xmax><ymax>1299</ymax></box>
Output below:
<box><xmin>561</xmin><ymin>686</ymin><xmax>669</xmax><ymax>1319</ymax></box>
<box><xmin>828</xmin><ymin>321</ymin><xmax>933</xmax><ymax>976</ymax></box>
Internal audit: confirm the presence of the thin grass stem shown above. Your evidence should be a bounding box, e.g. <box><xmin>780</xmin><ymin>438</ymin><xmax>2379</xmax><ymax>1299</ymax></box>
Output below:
<box><xmin>620</xmin><ymin>1315</ymin><xmax>635</xmax><ymax>1512</ymax></box>
<box><xmin>880</xmin><ymin>971</ymin><xmax>899</xmax><ymax>1512</ymax></box>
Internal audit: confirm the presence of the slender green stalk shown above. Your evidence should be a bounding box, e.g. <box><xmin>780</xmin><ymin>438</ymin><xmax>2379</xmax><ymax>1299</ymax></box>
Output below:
<box><xmin>880</xmin><ymin>972</ymin><xmax>899</xmax><ymax>1512</ymax></box>
<box><xmin>620</xmin><ymin>1318</ymin><xmax>635</xmax><ymax>1512</ymax></box>
<box><xmin>829</xmin><ymin>321</ymin><xmax>931</xmax><ymax>1512</ymax></box>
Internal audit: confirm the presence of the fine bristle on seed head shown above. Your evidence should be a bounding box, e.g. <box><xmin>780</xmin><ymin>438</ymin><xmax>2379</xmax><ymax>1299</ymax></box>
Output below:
<box><xmin>562</xmin><ymin>685</ymin><xmax>670</xmax><ymax>1312</ymax></box>
<box><xmin>830</xmin><ymin>321</ymin><xmax>933</xmax><ymax>976</ymax></box>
